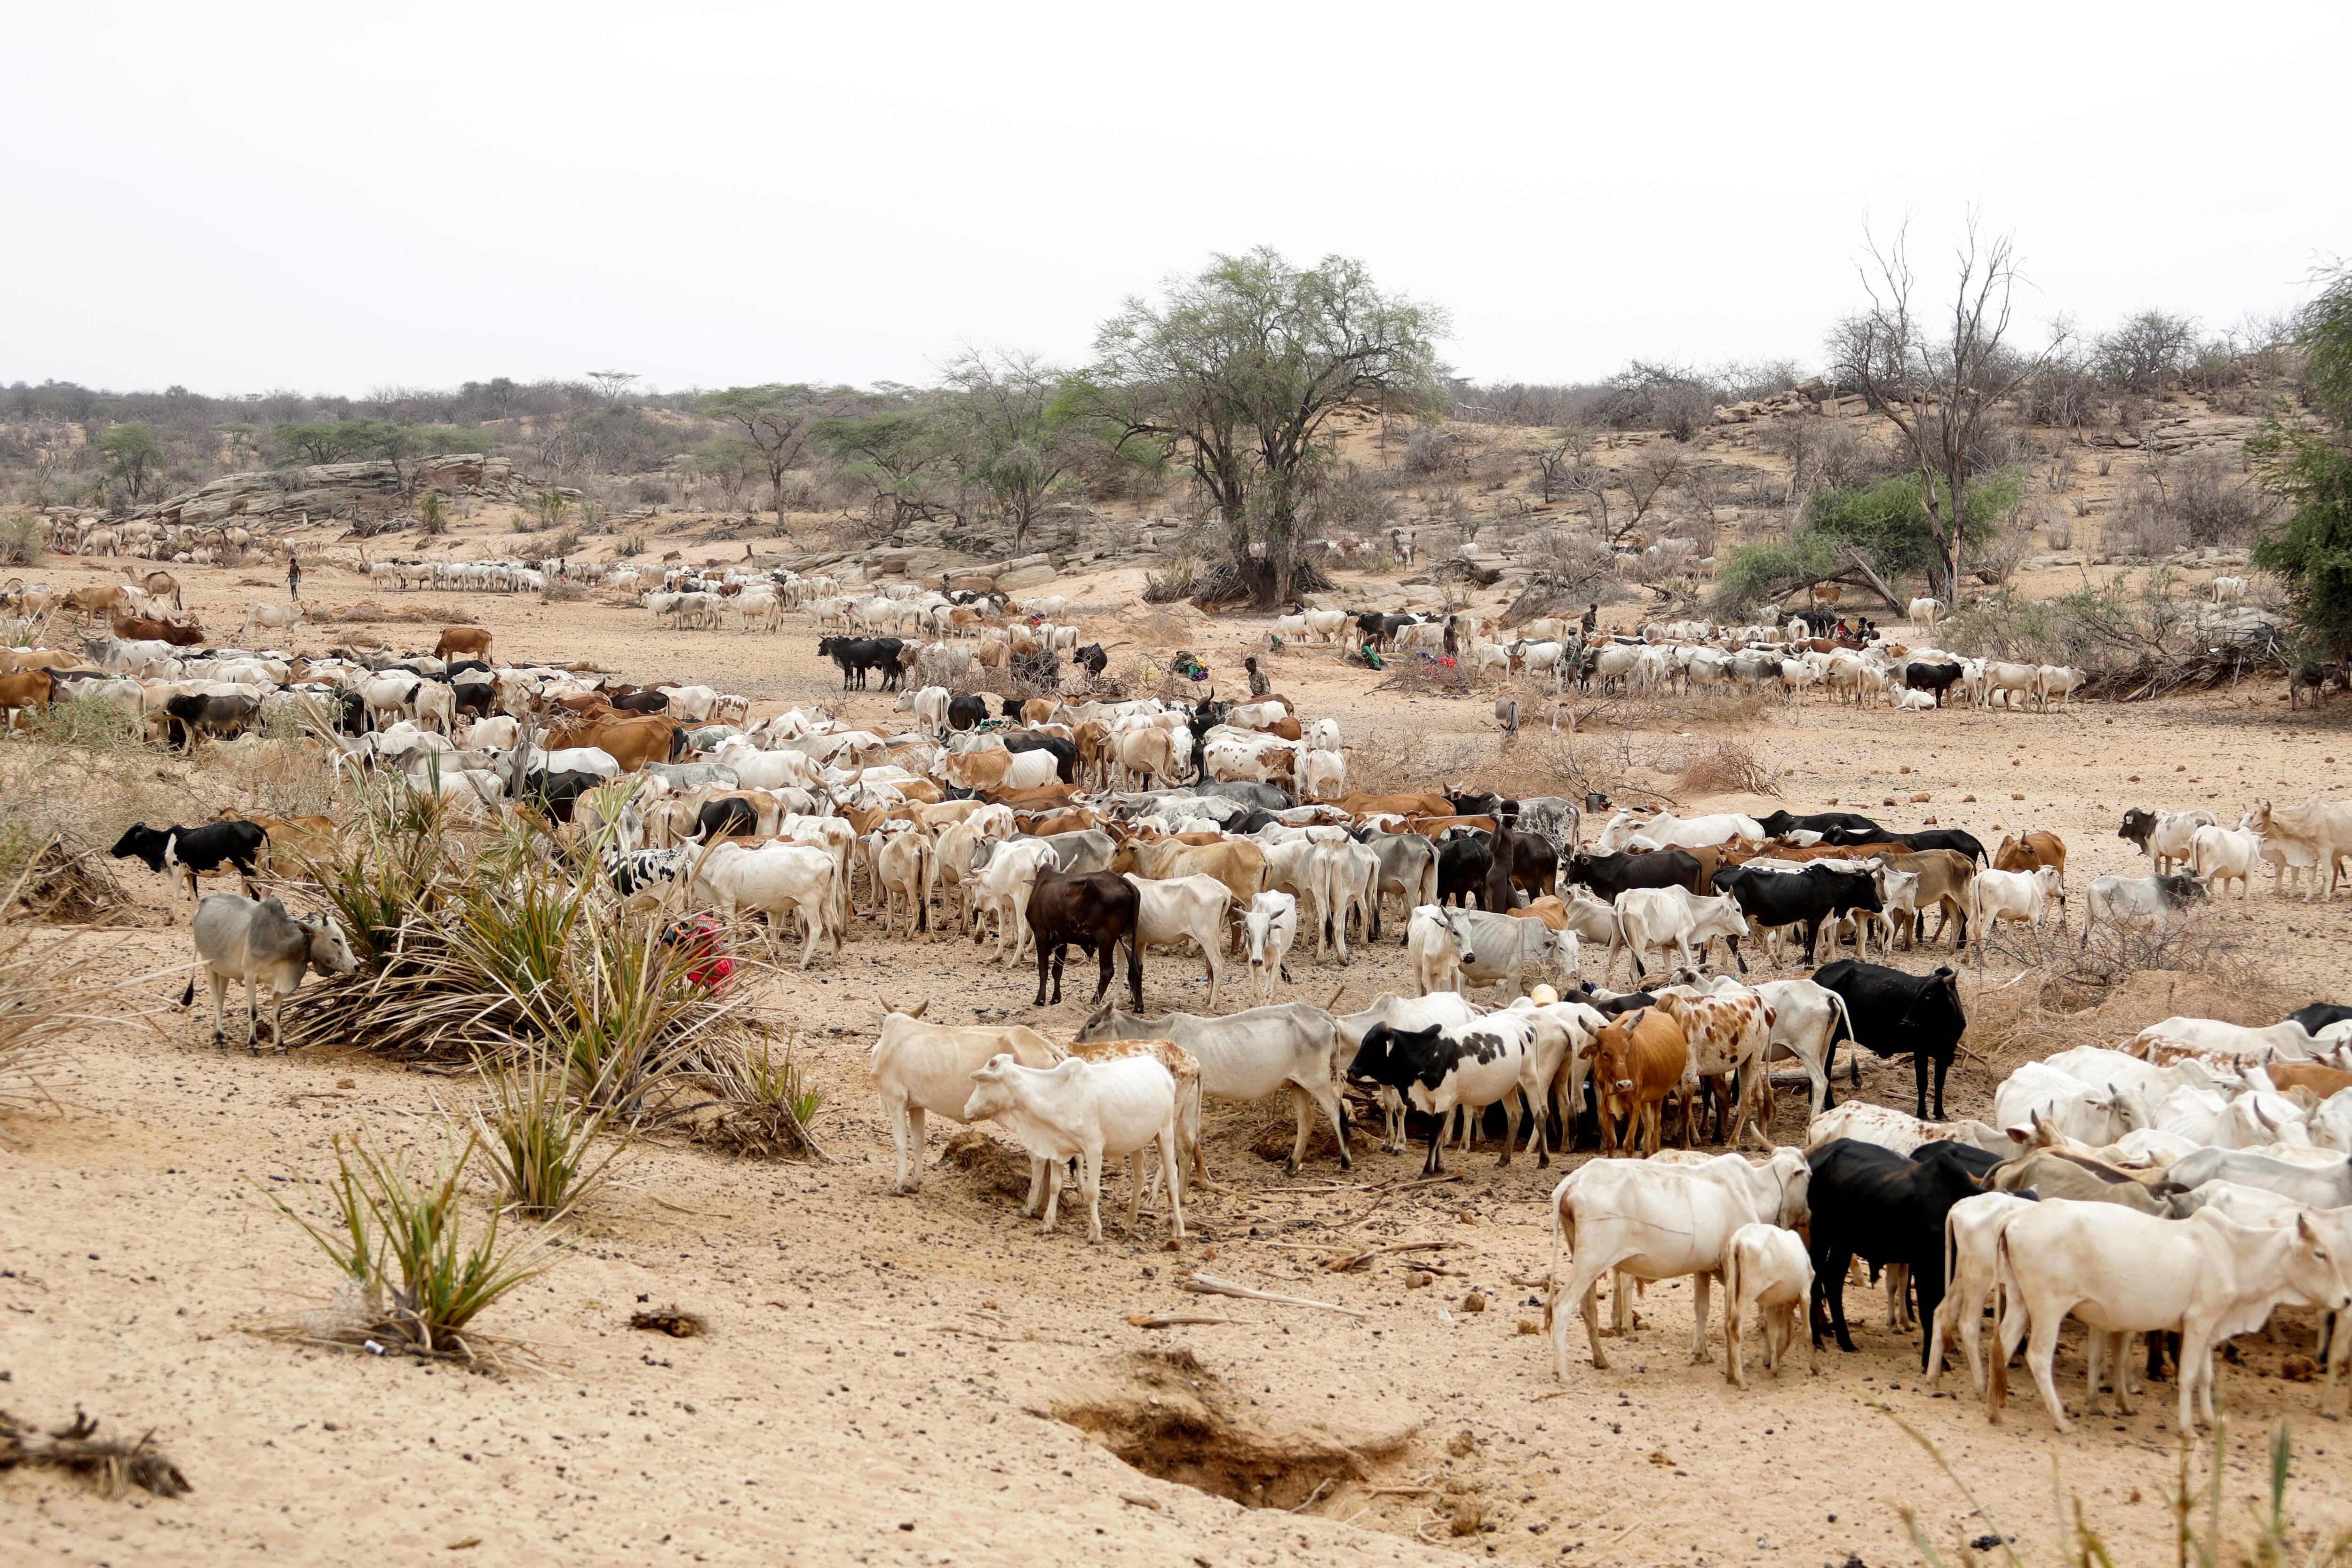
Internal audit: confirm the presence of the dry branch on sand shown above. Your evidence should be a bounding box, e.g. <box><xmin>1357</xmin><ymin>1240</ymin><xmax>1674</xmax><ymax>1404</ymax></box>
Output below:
<box><xmin>0</xmin><ymin>1407</ymin><xmax>191</xmax><ymax>1500</ymax></box>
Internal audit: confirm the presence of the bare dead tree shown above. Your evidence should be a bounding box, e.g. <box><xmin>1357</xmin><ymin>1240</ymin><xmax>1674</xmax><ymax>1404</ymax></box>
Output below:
<box><xmin>1835</xmin><ymin>218</ymin><xmax>2052</xmax><ymax>598</ymax></box>
<box><xmin>1619</xmin><ymin>451</ymin><xmax>1687</xmax><ymax>531</ymax></box>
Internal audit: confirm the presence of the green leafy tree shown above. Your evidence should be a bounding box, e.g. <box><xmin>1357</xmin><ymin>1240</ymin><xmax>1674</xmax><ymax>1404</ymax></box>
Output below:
<box><xmin>938</xmin><ymin>349</ymin><xmax>1091</xmax><ymax>554</ymax></box>
<box><xmin>815</xmin><ymin>409</ymin><xmax>964</xmax><ymax>526</ymax></box>
<box><xmin>2251</xmin><ymin>265</ymin><xmax>2352</xmax><ymax>659</ymax></box>
<box><xmin>697</xmin><ymin>384</ymin><xmax>856</xmax><ymax>517</ymax></box>
<box><xmin>1089</xmin><ymin>247</ymin><xmax>1448</xmax><ymax>605</ymax></box>
<box><xmin>96</xmin><ymin>422</ymin><xmax>164</xmax><ymax>504</ymax></box>
<box><xmin>683</xmin><ymin>435</ymin><xmax>764</xmax><ymax>512</ymax></box>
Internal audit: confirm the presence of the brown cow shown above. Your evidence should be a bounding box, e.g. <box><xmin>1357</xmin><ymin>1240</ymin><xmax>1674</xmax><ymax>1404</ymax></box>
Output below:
<box><xmin>0</xmin><ymin>668</ymin><xmax>57</xmax><ymax>729</ymax></box>
<box><xmin>2267</xmin><ymin>1061</ymin><xmax>2352</xmax><ymax>1101</ymax></box>
<box><xmin>1404</xmin><ymin>814</ymin><xmax>1500</xmax><ymax>839</ymax></box>
<box><xmin>1107</xmin><ymin>836</ymin><xmax>1267</xmax><ymax>914</ymax></box>
<box><xmin>219</xmin><ymin>808</ymin><xmax>339</xmax><ymax>869</ymax></box>
<box><xmin>1589</xmin><ymin>1006</ymin><xmax>1689</xmax><ymax>1157</ymax></box>
<box><xmin>1019</xmin><ymin>808</ymin><xmax>1103</xmax><ymax>838</ymax></box>
<box><xmin>1994</xmin><ymin>830</ymin><xmax>2067</xmax><ymax>889</ymax></box>
<box><xmin>1019</xmin><ymin>698</ymin><xmax>1057</xmax><ymax>727</ymax></box>
<box><xmin>1508</xmin><ymin>895</ymin><xmax>1571</xmax><ymax>930</ymax></box>
<box><xmin>1876</xmin><ymin>848</ymin><xmax>1977</xmax><ymax>950</ymax></box>
<box><xmin>548</xmin><ymin>714</ymin><xmax>679</xmax><ymax>772</ymax></box>
<box><xmin>0</xmin><ymin>647</ymin><xmax>74</xmax><ymax>673</ymax></box>
<box><xmin>138</xmin><ymin>570</ymin><xmax>182</xmax><ymax>611</ymax></box>
<box><xmin>112</xmin><ymin>614</ymin><xmax>204</xmax><ymax>647</ymax></box>
<box><xmin>1335</xmin><ymin>792</ymin><xmax>1455</xmax><ymax>820</ymax></box>
<box><xmin>64</xmin><ymin>584</ymin><xmax>127</xmax><ymax>619</ymax></box>
<box><xmin>435</xmin><ymin>626</ymin><xmax>494</xmax><ymax>663</ymax></box>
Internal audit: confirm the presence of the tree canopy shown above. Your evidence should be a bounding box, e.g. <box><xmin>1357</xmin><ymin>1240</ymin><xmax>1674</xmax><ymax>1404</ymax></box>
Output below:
<box><xmin>96</xmin><ymin>422</ymin><xmax>163</xmax><ymax>503</ymax></box>
<box><xmin>1089</xmin><ymin>248</ymin><xmax>1447</xmax><ymax>604</ymax></box>
<box><xmin>2252</xmin><ymin>265</ymin><xmax>2352</xmax><ymax>659</ymax></box>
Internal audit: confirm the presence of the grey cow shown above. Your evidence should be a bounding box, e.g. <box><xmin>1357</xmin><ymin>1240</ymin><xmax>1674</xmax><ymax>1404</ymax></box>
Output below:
<box><xmin>179</xmin><ymin>893</ymin><xmax>358</xmax><ymax>1051</ymax></box>
<box><xmin>1075</xmin><ymin>998</ymin><xmax>1349</xmax><ymax>1178</ymax></box>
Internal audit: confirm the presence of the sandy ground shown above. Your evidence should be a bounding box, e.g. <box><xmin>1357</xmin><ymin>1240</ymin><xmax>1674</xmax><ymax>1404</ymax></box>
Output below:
<box><xmin>7</xmin><ymin>541</ymin><xmax>2352</xmax><ymax>1567</ymax></box>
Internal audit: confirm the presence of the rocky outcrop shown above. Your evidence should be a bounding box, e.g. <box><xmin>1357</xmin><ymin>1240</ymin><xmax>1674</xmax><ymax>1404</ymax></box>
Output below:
<box><xmin>140</xmin><ymin>454</ymin><xmax>526</xmax><ymax>530</ymax></box>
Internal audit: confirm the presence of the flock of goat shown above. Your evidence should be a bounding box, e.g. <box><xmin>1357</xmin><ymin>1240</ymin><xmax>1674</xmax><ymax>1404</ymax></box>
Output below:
<box><xmin>8</xmin><ymin>551</ymin><xmax>2352</xmax><ymax>1445</ymax></box>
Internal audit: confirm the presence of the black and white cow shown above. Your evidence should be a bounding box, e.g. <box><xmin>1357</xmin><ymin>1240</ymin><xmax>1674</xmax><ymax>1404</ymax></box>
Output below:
<box><xmin>110</xmin><ymin>819</ymin><xmax>267</xmax><ymax>921</ymax></box>
<box><xmin>1345</xmin><ymin>1010</ymin><xmax>1546</xmax><ymax>1175</ymax></box>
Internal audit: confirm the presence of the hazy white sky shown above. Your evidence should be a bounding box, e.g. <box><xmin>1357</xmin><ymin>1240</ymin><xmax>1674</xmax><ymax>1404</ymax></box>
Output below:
<box><xmin>6</xmin><ymin>2</ymin><xmax>2344</xmax><ymax>398</ymax></box>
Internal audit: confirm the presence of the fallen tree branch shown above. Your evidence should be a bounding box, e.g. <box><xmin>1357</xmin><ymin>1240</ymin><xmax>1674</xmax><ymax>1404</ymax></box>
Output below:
<box><xmin>1177</xmin><ymin>1273</ymin><xmax>1367</xmax><ymax>1318</ymax></box>
<box><xmin>1323</xmin><ymin>1240</ymin><xmax>1465</xmax><ymax>1273</ymax></box>
<box><xmin>1124</xmin><ymin>1313</ymin><xmax>1259</xmax><ymax>1329</ymax></box>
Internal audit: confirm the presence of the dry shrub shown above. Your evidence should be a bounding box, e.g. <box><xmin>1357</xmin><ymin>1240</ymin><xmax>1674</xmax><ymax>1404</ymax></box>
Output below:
<box><xmin>0</xmin><ymin>1407</ymin><xmax>190</xmax><ymax>1499</ymax></box>
<box><xmin>1669</xmin><ymin>739</ymin><xmax>1780</xmax><ymax>798</ymax></box>
<box><xmin>1964</xmin><ymin>913</ymin><xmax>2286</xmax><ymax>1070</ymax></box>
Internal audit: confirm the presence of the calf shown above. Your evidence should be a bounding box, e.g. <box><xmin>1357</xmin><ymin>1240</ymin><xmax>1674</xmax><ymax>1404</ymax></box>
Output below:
<box><xmin>177</xmin><ymin>893</ymin><xmax>358</xmax><ymax>1050</ymax></box>
<box><xmin>1806</xmin><ymin>1137</ymin><xmax>1992</xmax><ymax>1366</ymax></box>
<box><xmin>1964</xmin><ymin>864</ymin><xmax>2064</xmax><ymax>962</ymax></box>
<box><xmin>1240</xmin><ymin>891</ymin><xmax>1297</xmax><ymax>1006</ymax></box>
<box><xmin>110</xmin><ymin>820</ymin><xmax>267</xmax><ymax>922</ymax></box>
<box><xmin>1724</xmin><ymin>1222</ymin><xmax>1817</xmax><ymax>1388</ymax></box>
<box><xmin>867</xmin><ymin>999</ymin><xmax>1061</xmax><ymax>1196</ymax></box>
<box><xmin>1991</xmin><ymin>1202</ymin><xmax>2348</xmax><ymax>1433</ymax></box>
<box><xmin>1813</xmin><ymin>959</ymin><xmax>1966</xmax><ymax>1121</ymax></box>
<box><xmin>962</xmin><ymin>1052</ymin><xmax>1185</xmax><ymax>1242</ymax></box>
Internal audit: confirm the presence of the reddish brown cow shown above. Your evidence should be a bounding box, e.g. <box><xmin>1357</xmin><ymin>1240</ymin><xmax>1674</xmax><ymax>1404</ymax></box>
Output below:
<box><xmin>549</xmin><ymin>714</ymin><xmax>679</xmax><ymax>772</ymax></box>
<box><xmin>112</xmin><ymin>614</ymin><xmax>204</xmax><ymax>647</ymax></box>
<box><xmin>434</xmin><ymin>626</ymin><xmax>494</xmax><ymax>663</ymax></box>
<box><xmin>0</xmin><ymin>668</ymin><xmax>57</xmax><ymax>729</ymax></box>
<box><xmin>1335</xmin><ymin>791</ymin><xmax>1455</xmax><ymax>820</ymax></box>
<box><xmin>1993</xmin><ymin>830</ymin><xmax>2067</xmax><ymax>885</ymax></box>
<box><xmin>1590</xmin><ymin>1006</ymin><xmax>1689</xmax><ymax>1157</ymax></box>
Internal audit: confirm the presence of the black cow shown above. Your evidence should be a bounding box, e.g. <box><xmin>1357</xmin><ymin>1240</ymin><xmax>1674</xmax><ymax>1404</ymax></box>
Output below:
<box><xmin>946</xmin><ymin>694</ymin><xmax>989</xmax><ymax>732</ymax></box>
<box><xmin>1564</xmin><ymin>847</ymin><xmax>1703</xmax><ymax>903</ymax></box>
<box><xmin>1711</xmin><ymin>863</ymin><xmax>1882</xmax><ymax>966</ymax></box>
<box><xmin>1228</xmin><ymin>808</ymin><xmax>1281</xmax><ymax>837</ymax></box>
<box><xmin>1000</xmin><ymin>731</ymin><xmax>1081</xmax><ymax>784</ymax></box>
<box><xmin>609</xmin><ymin>689</ymin><xmax>670</xmax><ymax>715</ymax></box>
<box><xmin>109</xmin><ymin>820</ymin><xmax>267</xmax><ymax>907</ymax></box>
<box><xmin>1073</xmin><ymin>643</ymin><xmax>1109</xmax><ymax>679</ymax></box>
<box><xmin>1758</xmin><ymin>809</ymin><xmax>1884</xmax><ymax>840</ymax></box>
<box><xmin>452</xmin><ymin>681</ymin><xmax>497</xmax><ymax>720</ymax></box>
<box><xmin>447</xmin><ymin>659</ymin><xmax>492</xmax><ymax>679</ymax></box>
<box><xmin>1903</xmin><ymin>661</ymin><xmax>1965</xmax><ymax>706</ymax></box>
<box><xmin>2117</xmin><ymin>808</ymin><xmax>2158</xmax><ymax>854</ymax></box>
<box><xmin>1000</xmin><ymin>697</ymin><xmax>1025</xmax><ymax>719</ymax></box>
<box><xmin>162</xmin><ymin>692</ymin><xmax>260</xmax><ymax>751</ymax></box>
<box><xmin>1446</xmin><ymin>789</ymin><xmax>1518</xmax><ymax>820</ymax></box>
<box><xmin>1486</xmin><ymin>823</ymin><xmax>1562</xmax><ymax>907</ymax></box>
<box><xmin>1437</xmin><ymin>835</ymin><xmax>1492</xmax><ymax>908</ymax></box>
<box><xmin>687</xmin><ymin>797</ymin><xmax>760</xmax><ymax>842</ymax></box>
<box><xmin>333</xmin><ymin>689</ymin><xmax>367</xmax><ymax>736</ymax></box>
<box><xmin>1011</xmin><ymin>649</ymin><xmax>1060</xmax><ymax>689</ymax></box>
<box><xmin>1183</xmin><ymin>700</ymin><xmax>1230</xmax><ymax>780</ymax></box>
<box><xmin>1346</xmin><ymin>1021</ymin><xmax>1540</xmax><ymax>1175</ymax></box>
<box><xmin>1023</xmin><ymin>866</ymin><xmax>1142</xmax><ymax>1009</ymax></box>
<box><xmin>1353</xmin><ymin>612</ymin><xmax>1420</xmax><ymax>648</ymax></box>
<box><xmin>2288</xmin><ymin>1002</ymin><xmax>2352</xmax><ymax>1037</ymax></box>
<box><xmin>1813</xmin><ymin>958</ymin><xmax>1966</xmax><ymax>1120</ymax></box>
<box><xmin>816</xmin><ymin>636</ymin><xmax>906</xmax><ymax>691</ymax></box>
<box><xmin>517</xmin><ymin>769</ymin><xmax>605</xmax><ymax>825</ymax></box>
<box><xmin>1806</xmin><ymin>1138</ymin><xmax>1991</xmax><ymax>1365</ymax></box>
<box><xmin>1832</xmin><ymin>824</ymin><xmax>1987</xmax><ymax>863</ymax></box>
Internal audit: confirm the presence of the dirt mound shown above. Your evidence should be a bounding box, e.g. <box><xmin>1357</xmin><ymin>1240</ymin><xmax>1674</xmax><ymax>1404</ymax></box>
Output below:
<box><xmin>941</xmin><ymin>1128</ymin><xmax>1036</xmax><ymax>1198</ymax></box>
<box><xmin>1047</xmin><ymin>1348</ymin><xmax>1418</xmax><ymax>1510</ymax></box>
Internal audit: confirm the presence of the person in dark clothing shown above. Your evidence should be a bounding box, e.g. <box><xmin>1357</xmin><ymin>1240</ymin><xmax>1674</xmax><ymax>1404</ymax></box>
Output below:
<box><xmin>1244</xmin><ymin>655</ymin><xmax>1271</xmax><ymax>697</ymax></box>
<box><xmin>1580</xmin><ymin>602</ymin><xmax>1598</xmax><ymax>638</ymax></box>
<box><xmin>1442</xmin><ymin>616</ymin><xmax>1459</xmax><ymax>657</ymax></box>
<box><xmin>286</xmin><ymin>551</ymin><xmax>302</xmax><ymax>601</ymax></box>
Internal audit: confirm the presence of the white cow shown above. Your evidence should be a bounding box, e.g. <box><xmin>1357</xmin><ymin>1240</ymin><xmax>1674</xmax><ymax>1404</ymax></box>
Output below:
<box><xmin>1123</xmin><ymin>873</ymin><xmax>1233</xmax><ymax>1011</ymax></box>
<box><xmin>1925</xmin><ymin>1191</ymin><xmax>2040</xmax><ymax>1397</ymax></box>
<box><xmin>867</xmin><ymin>1002</ymin><xmax>1062</xmax><ymax>1196</ymax></box>
<box><xmin>1909</xmin><ymin>596</ymin><xmax>1944</xmax><ymax>626</ymax></box>
<box><xmin>1991</xmin><ymin>1202</ymin><xmax>2348</xmax><ymax>1432</ymax></box>
<box><xmin>1614</xmin><ymin>885</ymin><xmax>1747</xmax><ymax>981</ymax></box>
<box><xmin>2082</xmin><ymin>873</ymin><xmax>2207</xmax><ymax>940</ymax></box>
<box><xmin>1596</xmin><ymin>810</ymin><xmax>1765</xmax><ymax>854</ymax></box>
<box><xmin>1722</xmin><ymin>1222</ymin><xmax>1816</xmax><ymax>1388</ymax></box>
<box><xmin>1803</xmin><ymin>1100</ymin><xmax>2012</xmax><ymax>1157</ymax></box>
<box><xmin>1241</xmin><ymin>891</ymin><xmax>1297</xmax><ymax>1005</ymax></box>
<box><xmin>687</xmin><ymin>841</ymin><xmax>840</xmax><ymax>967</ymax></box>
<box><xmin>1965</xmin><ymin>865</ymin><xmax>2065</xmax><ymax>962</ymax></box>
<box><xmin>962</xmin><ymin>1053</ymin><xmax>1186</xmax><ymax>1243</ymax></box>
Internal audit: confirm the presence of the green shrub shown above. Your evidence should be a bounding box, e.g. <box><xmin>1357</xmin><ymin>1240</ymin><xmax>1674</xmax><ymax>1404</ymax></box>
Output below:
<box><xmin>0</xmin><ymin>513</ymin><xmax>44</xmax><ymax>567</ymax></box>
<box><xmin>471</xmin><ymin>1052</ymin><xmax>634</xmax><ymax>1221</ymax></box>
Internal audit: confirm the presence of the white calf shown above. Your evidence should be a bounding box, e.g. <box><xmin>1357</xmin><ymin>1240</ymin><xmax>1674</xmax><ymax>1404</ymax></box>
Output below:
<box><xmin>962</xmin><ymin>1053</ymin><xmax>1186</xmax><ymax>1243</ymax></box>
<box><xmin>1723</xmin><ymin>1222</ymin><xmax>1816</xmax><ymax>1388</ymax></box>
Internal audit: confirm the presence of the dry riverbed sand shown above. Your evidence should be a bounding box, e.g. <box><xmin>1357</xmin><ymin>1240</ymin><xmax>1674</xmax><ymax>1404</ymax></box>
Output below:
<box><xmin>6</xmin><ymin>546</ymin><xmax>2352</xmax><ymax>1566</ymax></box>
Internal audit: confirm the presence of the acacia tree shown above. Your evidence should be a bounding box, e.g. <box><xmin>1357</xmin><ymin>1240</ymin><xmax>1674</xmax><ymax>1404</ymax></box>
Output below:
<box><xmin>935</xmin><ymin>348</ymin><xmax>1091</xmax><ymax>554</ymax></box>
<box><xmin>1833</xmin><ymin>219</ymin><xmax>2049</xmax><ymax>598</ymax></box>
<box><xmin>1090</xmin><ymin>248</ymin><xmax>1447</xmax><ymax>604</ymax></box>
<box><xmin>698</xmin><ymin>384</ymin><xmax>855</xmax><ymax>517</ymax></box>
<box><xmin>97</xmin><ymin>422</ymin><xmax>163</xmax><ymax>505</ymax></box>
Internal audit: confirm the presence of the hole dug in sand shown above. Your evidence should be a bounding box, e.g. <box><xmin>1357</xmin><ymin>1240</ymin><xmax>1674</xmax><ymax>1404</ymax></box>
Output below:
<box><xmin>1048</xmin><ymin>1348</ymin><xmax>1418</xmax><ymax>1510</ymax></box>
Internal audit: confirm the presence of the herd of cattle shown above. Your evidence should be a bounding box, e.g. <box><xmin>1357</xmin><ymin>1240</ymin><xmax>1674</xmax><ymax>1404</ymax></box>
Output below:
<box><xmin>10</xmin><ymin>557</ymin><xmax>2352</xmax><ymax>1441</ymax></box>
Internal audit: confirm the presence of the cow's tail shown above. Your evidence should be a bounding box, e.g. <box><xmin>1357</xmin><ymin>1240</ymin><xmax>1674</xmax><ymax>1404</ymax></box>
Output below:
<box><xmin>1822</xmin><ymin>987</ymin><xmax>1854</xmax><ymax>1096</ymax></box>
<box><xmin>1988</xmin><ymin>1227</ymin><xmax>2017</xmax><ymax>1419</ymax></box>
<box><xmin>1544</xmin><ymin>1189</ymin><xmax>1568</xmax><ymax>1329</ymax></box>
<box><xmin>177</xmin><ymin>975</ymin><xmax>195</xmax><ymax>1010</ymax></box>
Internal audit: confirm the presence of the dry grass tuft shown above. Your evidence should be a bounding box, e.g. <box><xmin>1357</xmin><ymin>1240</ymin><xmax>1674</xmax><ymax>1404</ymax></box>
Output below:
<box><xmin>691</xmin><ymin>1030</ymin><xmax>830</xmax><ymax>1162</ymax></box>
<box><xmin>1669</xmin><ymin>738</ymin><xmax>1781</xmax><ymax>799</ymax></box>
<box><xmin>628</xmin><ymin>1306</ymin><xmax>706</xmax><ymax>1338</ymax></box>
<box><xmin>0</xmin><ymin>1407</ymin><xmax>191</xmax><ymax>1499</ymax></box>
